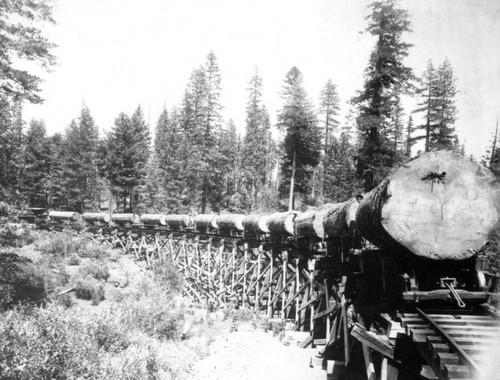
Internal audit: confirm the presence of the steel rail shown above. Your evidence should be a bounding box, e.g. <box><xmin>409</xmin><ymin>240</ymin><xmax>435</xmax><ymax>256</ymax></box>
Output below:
<box><xmin>416</xmin><ymin>307</ymin><xmax>480</xmax><ymax>375</ymax></box>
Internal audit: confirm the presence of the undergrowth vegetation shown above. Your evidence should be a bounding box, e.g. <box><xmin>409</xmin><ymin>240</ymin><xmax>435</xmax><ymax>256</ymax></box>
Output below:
<box><xmin>0</xmin><ymin>227</ymin><xmax>244</xmax><ymax>379</ymax></box>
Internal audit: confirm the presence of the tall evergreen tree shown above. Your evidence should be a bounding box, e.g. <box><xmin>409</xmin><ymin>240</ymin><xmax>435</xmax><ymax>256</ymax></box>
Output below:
<box><xmin>219</xmin><ymin>120</ymin><xmax>246</xmax><ymax>212</ymax></box>
<box><xmin>18</xmin><ymin>119</ymin><xmax>52</xmax><ymax>201</ymax></box>
<box><xmin>413</xmin><ymin>61</ymin><xmax>439</xmax><ymax>152</ymax></box>
<box><xmin>242</xmin><ymin>68</ymin><xmax>275</xmax><ymax>209</ymax></box>
<box><xmin>405</xmin><ymin>115</ymin><xmax>416</xmax><ymax>158</ymax></box>
<box><xmin>433</xmin><ymin>58</ymin><xmax>458</xmax><ymax>151</ymax></box>
<box><xmin>0</xmin><ymin>100</ymin><xmax>24</xmax><ymax>201</ymax></box>
<box><xmin>315</xmin><ymin>79</ymin><xmax>341</xmax><ymax>199</ymax></box>
<box><xmin>319</xmin><ymin>79</ymin><xmax>341</xmax><ymax>157</ymax></box>
<box><xmin>481</xmin><ymin>118</ymin><xmax>499</xmax><ymax>168</ymax></box>
<box><xmin>105</xmin><ymin>107</ymin><xmax>150</xmax><ymax>212</ymax></box>
<box><xmin>277</xmin><ymin>66</ymin><xmax>321</xmax><ymax>209</ymax></box>
<box><xmin>153</xmin><ymin>106</ymin><xmax>184</xmax><ymax>212</ymax></box>
<box><xmin>200</xmin><ymin>51</ymin><xmax>223</xmax><ymax>212</ymax></box>
<box><xmin>58</xmin><ymin>106</ymin><xmax>99</xmax><ymax>212</ymax></box>
<box><xmin>0</xmin><ymin>0</ymin><xmax>56</xmax><ymax>104</ymax></box>
<box><xmin>351</xmin><ymin>0</ymin><xmax>414</xmax><ymax>188</ymax></box>
<box><xmin>413</xmin><ymin>58</ymin><xmax>458</xmax><ymax>152</ymax></box>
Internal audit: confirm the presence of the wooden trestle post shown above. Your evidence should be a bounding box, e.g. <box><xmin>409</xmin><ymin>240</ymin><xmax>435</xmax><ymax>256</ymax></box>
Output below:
<box><xmin>255</xmin><ymin>245</ymin><xmax>262</xmax><ymax>310</ymax></box>
<box><xmin>231</xmin><ymin>242</ymin><xmax>236</xmax><ymax>295</ymax></box>
<box><xmin>282</xmin><ymin>251</ymin><xmax>288</xmax><ymax>318</ymax></box>
<box><xmin>267</xmin><ymin>250</ymin><xmax>274</xmax><ymax>318</ymax></box>
<box><xmin>207</xmin><ymin>238</ymin><xmax>212</xmax><ymax>287</ymax></box>
<box><xmin>243</xmin><ymin>242</ymin><xmax>248</xmax><ymax>308</ymax></box>
<box><xmin>295</xmin><ymin>257</ymin><xmax>301</xmax><ymax>323</ymax></box>
<box><xmin>219</xmin><ymin>239</ymin><xmax>224</xmax><ymax>302</ymax></box>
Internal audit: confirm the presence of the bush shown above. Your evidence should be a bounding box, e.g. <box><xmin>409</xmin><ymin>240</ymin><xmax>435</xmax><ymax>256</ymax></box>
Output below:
<box><xmin>78</xmin><ymin>241</ymin><xmax>109</xmax><ymax>259</ymax></box>
<box><xmin>119</xmin><ymin>281</ymin><xmax>184</xmax><ymax>341</ymax></box>
<box><xmin>74</xmin><ymin>276</ymin><xmax>105</xmax><ymax>305</ymax></box>
<box><xmin>57</xmin><ymin>293</ymin><xmax>75</xmax><ymax>309</ymax></box>
<box><xmin>0</xmin><ymin>252</ymin><xmax>52</xmax><ymax>309</ymax></box>
<box><xmin>95</xmin><ymin>322</ymin><xmax>130</xmax><ymax>353</ymax></box>
<box><xmin>36</xmin><ymin>232</ymin><xmax>85</xmax><ymax>257</ymax></box>
<box><xmin>151</xmin><ymin>261</ymin><xmax>183</xmax><ymax>293</ymax></box>
<box><xmin>0</xmin><ymin>224</ymin><xmax>36</xmax><ymax>247</ymax></box>
<box><xmin>79</xmin><ymin>260</ymin><xmax>110</xmax><ymax>282</ymax></box>
<box><xmin>0</xmin><ymin>306</ymin><xmax>102</xmax><ymax>379</ymax></box>
<box><xmin>68</xmin><ymin>253</ymin><xmax>81</xmax><ymax>266</ymax></box>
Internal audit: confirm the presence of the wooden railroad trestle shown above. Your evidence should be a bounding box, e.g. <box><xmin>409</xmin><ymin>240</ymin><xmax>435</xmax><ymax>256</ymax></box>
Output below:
<box><xmin>88</xmin><ymin>227</ymin><xmax>338</xmax><ymax>335</ymax></box>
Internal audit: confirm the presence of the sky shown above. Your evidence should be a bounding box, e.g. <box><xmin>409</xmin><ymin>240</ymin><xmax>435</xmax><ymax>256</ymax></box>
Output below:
<box><xmin>22</xmin><ymin>0</ymin><xmax>500</xmax><ymax>158</ymax></box>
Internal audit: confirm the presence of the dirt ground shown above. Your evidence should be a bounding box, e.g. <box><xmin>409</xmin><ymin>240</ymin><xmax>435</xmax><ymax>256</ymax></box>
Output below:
<box><xmin>187</xmin><ymin>323</ymin><xmax>326</xmax><ymax>380</ymax></box>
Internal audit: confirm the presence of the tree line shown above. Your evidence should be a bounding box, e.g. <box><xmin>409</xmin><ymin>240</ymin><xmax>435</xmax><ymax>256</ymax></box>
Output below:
<box><xmin>1</xmin><ymin>0</ymin><xmax>473</xmax><ymax>215</ymax></box>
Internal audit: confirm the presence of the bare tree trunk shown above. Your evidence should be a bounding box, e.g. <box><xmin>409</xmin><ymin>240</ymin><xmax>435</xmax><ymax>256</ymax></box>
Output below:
<box><xmin>288</xmin><ymin>149</ymin><xmax>296</xmax><ymax>211</ymax></box>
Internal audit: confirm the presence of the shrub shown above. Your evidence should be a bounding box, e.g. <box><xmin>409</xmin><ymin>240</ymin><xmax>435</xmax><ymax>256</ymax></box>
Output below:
<box><xmin>78</xmin><ymin>241</ymin><xmax>109</xmax><ymax>259</ymax></box>
<box><xmin>68</xmin><ymin>253</ymin><xmax>81</xmax><ymax>266</ymax></box>
<box><xmin>57</xmin><ymin>293</ymin><xmax>75</xmax><ymax>309</ymax></box>
<box><xmin>74</xmin><ymin>276</ymin><xmax>105</xmax><ymax>304</ymax></box>
<box><xmin>94</xmin><ymin>322</ymin><xmax>130</xmax><ymax>353</ymax></box>
<box><xmin>0</xmin><ymin>224</ymin><xmax>36</xmax><ymax>247</ymax></box>
<box><xmin>119</xmin><ymin>282</ymin><xmax>184</xmax><ymax>341</ymax></box>
<box><xmin>0</xmin><ymin>252</ymin><xmax>52</xmax><ymax>309</ymax></box>
<box><xmin>36</xmin><ymin>232</ymin><xmax>85</xmax><ymax>257</ymax></box>
<box><xmin>151</xmin><ymin>261</ymin><xmax>183</xmax><ymax>293</ymax></box>
<box><xmin>79</xmin><ymin>260</ymin><xmax>110</xmax><ymax>282</ymax></box>
<box><xmin>0</xmin><ymin>306</ymin><xmax>102</xmax><ymax>379</ymax></box>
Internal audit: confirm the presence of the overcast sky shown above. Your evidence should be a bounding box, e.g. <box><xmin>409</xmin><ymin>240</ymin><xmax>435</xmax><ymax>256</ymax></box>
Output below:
<box><xmin>23</xmin><ymin>0</ymin><xmax>500</xmax><ymax>158</ymax></box>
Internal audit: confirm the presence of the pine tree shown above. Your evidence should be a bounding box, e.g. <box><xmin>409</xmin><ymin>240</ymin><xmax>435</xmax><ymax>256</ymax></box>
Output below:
<box><xmin>200</xmin><ymin>51</ymin><xmax>223</xmax><ymax>212</ymax></box>
<box><xmin>0</xmin><ymin>100</ymin><xmax>24</xmax><ymax>201</ymax></box>
<box><xmin>153</xmin><ymin>106</ymin><xmax>184</xmax><ymax>212</ymax></box>
<box><xmin>388</xmin><ymin>95</ymin><xmax>405</xmax><ymax>163</ymax></box>
<box><xmin>481</xmin><ymin>119</ymin><xmax>499</xmax><ymax>168</ymax></box>
<box><xmin>413</xmin><ymin>61</ymin><xmax>439</xmax><ymax>152</ymax></box>
<box><xmin>105</xmin><ymin>109</ymin><xmax>150</xmax><ymax>212</ymax></box>
<box><xmin>351</xmin><ymin>0</ymin><xmax>414</xmax><ymax>188</ymax></box>
<box><xmin>277</xmin><ymin>66</ymin><xmax>321</xmax><ymax>209</ymax></box>
<box><xmin>0</xmin><ymin>0</ymin><xmax>56</xmax><ymax>104</ymax></box>
<box><xmin>219</xmin><ymin>120</ymin><xmax>247</xmax><ymax>212</ymax></box>
<box><xmin>18</xmin><ymin>119</ymin><xmax>52</xmax><ymax>201</ymax></box>
<box><xmin>58</xmin><ymin>106</ymin><xmax>99</xmax><ymax>212</ymax></box>
<box><xmin>319</xmin><ymin>79</ymin><xmax>340</xmax><ymax>157</ymax></box>
<box><xmin>405</xmin><ymin>115</ymin><xmax>416</xmax><ymax>158</ymax></box>
<box><xmin>129</xmin><ymin>105</ymin><xmax>151</xmax><ymax>209</ymax></box>
<box><xmin>432</xmin><ymin>58</ymin><xmax>458</xmax><ymax>151</ymax></box>
<box><xmin>414</xmin><ymin>58</ymin><xmax>458</xmax><ymax>152</ymax></box>
<box><xmin>242</xmin><ymin>68</ymin><xmax>275</xmax><ymax>209</ymax></box>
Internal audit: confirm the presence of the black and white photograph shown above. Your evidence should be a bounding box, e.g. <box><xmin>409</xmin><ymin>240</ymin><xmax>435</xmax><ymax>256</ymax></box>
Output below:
<box><xmin>1</xmin><ymin>1</ymin><xmax>499</xmax><ymax>379</ymax></box>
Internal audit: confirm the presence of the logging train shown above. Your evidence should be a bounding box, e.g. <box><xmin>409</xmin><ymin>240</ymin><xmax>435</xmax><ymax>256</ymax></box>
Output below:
<box><xmin>21</xmin><ymin>150</ymin><xmax>500</xmax><ymax>313</ymax></box>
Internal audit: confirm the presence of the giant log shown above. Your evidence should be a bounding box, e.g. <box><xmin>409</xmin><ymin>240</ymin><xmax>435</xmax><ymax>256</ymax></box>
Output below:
<box><xmin>323</xmin><ymin>199</ymin><xmax>359</xmax><ymax>238</ymax></box>
<box><xmin>295</xmin><ymin>203</ymin><xmax>339</xmax><ymax>238</ymax></box>
<box><xmin>267</xmin><ymin>211</ymin><xmax>300</xmax><ymax>236</ymax></box>
<box><xmin>355</xmin><ymin>150</ymin><xmax>500</xmax><ymax>260</ymax></box>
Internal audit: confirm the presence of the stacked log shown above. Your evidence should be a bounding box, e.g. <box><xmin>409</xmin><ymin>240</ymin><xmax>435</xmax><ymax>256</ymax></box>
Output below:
<box><xmin>355</xmin><ymin>150</ymin><xmax>500</xmax><ymax>260</ymax></box>
<box><xmin>140</xmin><ymin>214</ymin><xmax>167</xmax><ymax>226</ymax></box>
<box><xmin>216</xmin><ymin>214</ymin><xmax>245</xmax><ymax>232</ymax></box>
<box><xmin>193</xmin><ymin>214</ymin><xmax>218</xmax><ymax>230</ymax></box>
<box><xmin>48</xmin><ymin>211</ymin><xmax>80</xmax><ymax>221</ymax></box>
<box><xmin>323</xmin><ymin>199</ymin><xmax>360</xmax><ymax>238</ymax></box>
<box><xmin>82</xmin><ymin>212</ymin><xmax>111</xmax><ymax>224</ymax></box>
<box><xmin>111</xmin><ymin>213</ymin><xmax>141</xmax><ymax>225</ymax></box>
<box><xmin>242</xmin><ymin>214</ymin><xmax>271</xmax><ymax>234</ymax></box>
<box><xmin>295</xmin><ymin>203</ymin><xmax>339</xmax><ymax>238</ymax></box>
<box><xmin>164</xmin><ymin>214</ymin><xmax>192</xmax><ymax>229</ymax></box>
<box><xmin>267</xmin><ymin>211</ymin><xmax>300</xmax><ymax>236</ymax></box>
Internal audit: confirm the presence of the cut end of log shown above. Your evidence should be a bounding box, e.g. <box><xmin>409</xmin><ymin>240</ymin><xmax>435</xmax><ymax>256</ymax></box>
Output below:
<box><xmin>359</xmin><ymin>151</ymin><xmax>500</xmax><ymax>260</ymax></box>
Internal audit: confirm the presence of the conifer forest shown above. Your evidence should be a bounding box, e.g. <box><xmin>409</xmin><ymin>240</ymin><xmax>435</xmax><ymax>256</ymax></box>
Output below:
<box><xmin>0</xmin><ymin>0</ymin><xmax>497</xmax><ymax>216</ymax></box>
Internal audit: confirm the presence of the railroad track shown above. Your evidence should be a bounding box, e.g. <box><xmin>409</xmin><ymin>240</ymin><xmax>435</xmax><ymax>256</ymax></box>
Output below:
<box><xmin>400</xmin><ymin>307</ymin><xmax>500</xmax><ymax>379</ymax></box>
